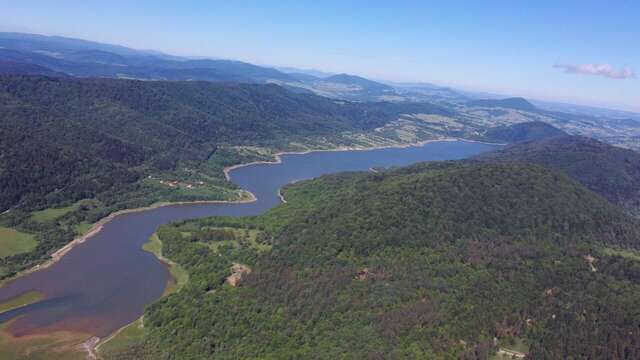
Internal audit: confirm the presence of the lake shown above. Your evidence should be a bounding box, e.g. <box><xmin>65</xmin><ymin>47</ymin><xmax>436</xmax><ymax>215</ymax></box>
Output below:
<box><xmin>0</xmin><ymin>140</ymin><xmax>500</xmax><ymax>339</ymax></box>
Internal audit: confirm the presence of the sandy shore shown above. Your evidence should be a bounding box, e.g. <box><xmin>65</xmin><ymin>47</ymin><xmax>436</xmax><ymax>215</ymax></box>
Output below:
<box><xmin>277</xmin><ymin>189</ymin><xmax>287</xmax><ymax>204</ymax></box>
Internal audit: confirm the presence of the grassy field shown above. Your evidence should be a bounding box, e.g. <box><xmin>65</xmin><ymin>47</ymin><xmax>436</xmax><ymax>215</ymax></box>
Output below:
<box><xmin>73</xmin><ymin>222</ymin><xmax>94</xmax><ymax>236</ymax></box>
<box><xmin>0</xmin><ymin>226</ymin><xmax>38</xmax><ymax>258</ymax></box>
<box><xmin>30</xmin><ymin>205</ymin><xmax>76</xmax><ymax>223</ymax></box>
<box><xmin>0</xmin><ymin>291</ymin><xmax>42</xmax><ymax>314</ymax></box>
<box><xmin>201</xmin><ymin>227</ymin><xmax>272</xmax><ymax>254</ymax></box>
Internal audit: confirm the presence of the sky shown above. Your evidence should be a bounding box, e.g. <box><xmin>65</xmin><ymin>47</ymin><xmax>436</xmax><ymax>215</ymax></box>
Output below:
<box><xmin>1</xmin><ymin>0</ymin><xmax>638</xmax><ymax>112</ymax></box>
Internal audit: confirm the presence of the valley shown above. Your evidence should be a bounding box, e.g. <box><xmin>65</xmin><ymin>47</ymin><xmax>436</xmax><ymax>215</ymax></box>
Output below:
<box><xmin>0</xmin><ymin>29</ymin><xmax>639</xmax><ymax>360</ymax></box>
<box><xmin>0</xmin><ymin>140</ymin><xmax>500</xmax><ymax>359</ymax></box>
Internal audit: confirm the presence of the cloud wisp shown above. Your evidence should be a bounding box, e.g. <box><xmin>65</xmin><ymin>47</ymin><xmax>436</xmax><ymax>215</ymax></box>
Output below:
<box><xmin>553</xmin><ymin>63</ymin><xmax>636</xmax><ymax>79</ymax></box>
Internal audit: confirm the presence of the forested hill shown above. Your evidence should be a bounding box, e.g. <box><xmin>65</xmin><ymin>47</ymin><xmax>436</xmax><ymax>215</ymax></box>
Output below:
<box><xmin>124</xmin><ymin>162</ymin><xmax>640</xmax><ymax>359</ymax></box>
<box><xmin>0</xmin><ymin>60</ymin><xmax>66</xmax><ymax>76</ymax></box>
<box><xmin>477</xmin><ymin>135</ymin><xmax>640</xmax><ymax>212</ymax></box>
<box><xmin>0</xmin><ymin>74</ymin><xmax>449</xmax><ymax>278</ymax></box>
<box><xmin>483</xmin><ymin>121</ymin><xmax>567</xmax><ymax>143</ymax></box>
<box><xmin>0</xmin><ymin>75</ymin><xmax>447</xmax><ymax>212</ymax></box>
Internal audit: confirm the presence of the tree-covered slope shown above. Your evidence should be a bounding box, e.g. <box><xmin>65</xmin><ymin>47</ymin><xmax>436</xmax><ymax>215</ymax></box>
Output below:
<box><xmin>0</xmin><ymin>75</ymin><xmax>450</xmax><ymax>279</ymax></box>
<box><xmin>120</xmin><ymin>163</ymin><xmax>640</xmax><ymax>359</ymax></box>
<box><xmin>483</xmin><ymin>121</ymin><xmax>567</xmax><ymax>143</ymax></box>
<box><xmin>0</xmin><ymin>74</ymin><xmax>442</xmax><ymax>212</ymax></box>
<box><xmin>477</xmin><ymin>135</ymin><xmax>640</xmax><ymax>212</ymax></box>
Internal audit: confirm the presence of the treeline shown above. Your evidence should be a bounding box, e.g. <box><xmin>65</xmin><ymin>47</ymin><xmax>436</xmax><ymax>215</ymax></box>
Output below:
<box><xmin>108</xmin><ymin>162</ymin><xmax>640</xmax><ymax>359</ymax></box>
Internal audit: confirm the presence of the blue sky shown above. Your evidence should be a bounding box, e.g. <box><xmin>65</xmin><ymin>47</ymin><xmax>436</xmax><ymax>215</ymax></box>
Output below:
<box><xmin>1</xmin><ymin>0</ymin><xmax>638</xmax><ymax>111</ymax></box>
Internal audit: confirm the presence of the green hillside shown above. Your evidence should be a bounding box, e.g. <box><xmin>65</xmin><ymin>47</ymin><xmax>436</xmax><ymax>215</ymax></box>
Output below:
<box><xmin>0</xmin><ymin>74</ymin><xmax>448</xmax><ymax>279</ymax></box>
<box><xmin>483</xmin><ymin>121</ymin><xmax>567</xmax><ymax>143</ymax></box>
<box><xmin>478</xmin><ymin>135</ymin><xmax>640</xmax><ymax>212</ymax></box>
<box><xmin>0</xmin><ymin>74</ymin><xmax>450</xmax><ymax>212</ymax></box>
<box><xmin>109</xmin><ymin>162</ymin><xmax>640</xmax><ymax>359</ymax></box>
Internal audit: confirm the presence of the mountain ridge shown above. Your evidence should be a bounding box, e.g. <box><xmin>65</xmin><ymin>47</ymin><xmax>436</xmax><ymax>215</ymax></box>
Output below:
<box><xmin>469</xmin><ymin>97</ymin><xmax>538</xmax><ymax>111</ymax></box>
<box><xmin>477</xmin><ymin>134</ymin><xmax>640</xmax><ymax>212</ymax></box>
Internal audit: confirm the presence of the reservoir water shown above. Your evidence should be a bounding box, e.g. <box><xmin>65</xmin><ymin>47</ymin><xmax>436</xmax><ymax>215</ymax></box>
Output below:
<box><xmin>0</xmin><ymin>140</ymin><xmax>500</xmax><ymax>339</ymax></box>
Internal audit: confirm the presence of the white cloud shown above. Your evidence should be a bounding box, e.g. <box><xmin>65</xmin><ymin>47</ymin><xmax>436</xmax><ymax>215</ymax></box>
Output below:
<box><xmin>553</xmin><ymin>63</ymin><xmax>636</xmax><ymax>79</ymax></box>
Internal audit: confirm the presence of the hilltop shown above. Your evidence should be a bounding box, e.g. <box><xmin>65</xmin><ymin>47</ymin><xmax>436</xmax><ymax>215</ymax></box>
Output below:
<box><xmin>483</xmin><ymin>121</ymin><xmax>567</xmax><ymax>143</ymax></box>
<box><xmin>477</xmin><ymin>134</ymin><xmax>640</xmax><ymax>212</ymax></box>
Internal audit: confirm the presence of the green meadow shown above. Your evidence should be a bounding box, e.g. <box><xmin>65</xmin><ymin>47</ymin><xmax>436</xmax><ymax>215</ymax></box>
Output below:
<box><xmin>0</xmin><ymin>227</ymin><xmax>37</xmax><ymax>258</ymax></box>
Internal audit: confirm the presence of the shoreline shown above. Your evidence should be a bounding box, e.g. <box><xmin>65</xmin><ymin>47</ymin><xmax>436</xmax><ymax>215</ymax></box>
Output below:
<box><xmin>222</xmin><ymin>137</ymin><xmax>451</xmax><ymax>181</ymax></box>
<box><xmin>2</xmin><ymin>136</ymin><xmax>504</xmax><ymax>357</ymax></box>
<box><xmin>277</xmin><ymin>189</ymin><xmax>287</xmax><ymax>204</ymax></box>
<box><xmin>6</xmin><ymin>136</ymin><xmax>501</xmax><ymax>284</ymax></box>
<box><xmin>222</xmin><ymin>137</ymin><xmax>503</xmax><ymax>180</ymax></box>
<box><xmin>1</xmin><ymin>191</ymin><xmax>257</xmax><ymax>286</ymax></box>
<box><xmin>92</xmin><ymin>136</ymin><xmax>500</xmax><ymax>357</ymax></box>
<box><xmin>94</xmin><ymin>315</ymin><xmax>144</xmax><ymax>356</ymax></box>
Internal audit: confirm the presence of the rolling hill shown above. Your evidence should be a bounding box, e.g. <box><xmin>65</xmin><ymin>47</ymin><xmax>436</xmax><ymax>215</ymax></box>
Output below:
<box><xmin>477</xmin><ymin>134</ymin><xmax>640</xmax><ymax>212</ymax></box>
<box><xmin>468</xmin><ymin>97</ymin><xmax>538</xmax><ymax>112</ymax></box>
<box><xmin>483</xmin><ymin>121</ymin><xmax>567</xmax><ymax>143</ymax></box>
<box><xmin>0</xmin><ymin>60</ymin><xmax>64</xmax><ymax>76</ymax></box>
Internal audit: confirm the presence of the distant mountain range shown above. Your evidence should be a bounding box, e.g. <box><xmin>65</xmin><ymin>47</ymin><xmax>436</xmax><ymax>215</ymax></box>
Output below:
<box><xmin>2</xmin><ymin>32</ymin><xmax>639</xmax><ymax>118</ymax></box>
<box><xmin>1</xmin><ymin>31</ymin><xmax>639</xmax><ymax>150</ymax></box>
<box><xmin>468</xmin><ymin>97</ymin><xmax>539</xmax><ymax>112</ymax></box>
<box><xmin>0</xmin><ymin>32</ymin><xmax>484</xmax><ymax>104</ymax></box>
<box><xmin>0</xmin><ymin>59</ymin><xmax>66</xmax><ymax>77</ymax></box>
<box><xmin>0</xmin><ymin>32</ymin><xmax>406</xmax><ymax>102</ymax></box>
<box><xmin>0</xmin><ymin>34</ymin><xmax>290</xmax><ymax>83</ymax></box>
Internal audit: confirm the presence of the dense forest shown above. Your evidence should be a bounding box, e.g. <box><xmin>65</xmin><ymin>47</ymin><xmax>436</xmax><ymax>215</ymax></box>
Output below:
<box><xmin>477</xmin><ymin>134</ymin><xmax>640</xmax><ymax>213</ymax></box>
<box><xmin>482</xmin><ymin>121</ymin><xmax>566</xmax><ymax>143</ymax></box>
<box><xmin>0</xmin><ymin>74</ymin><xmax>449</xmax><ymax>278</ymax></box>
<box><xmin>0</xmin><ymin>74</ymin><xmax>453</xmax><ymax>212</ymax></box>
<box><xmin>105</xmin><ymin>162</ymin><xmax>640</xmax><ymax>359</ymax></box>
